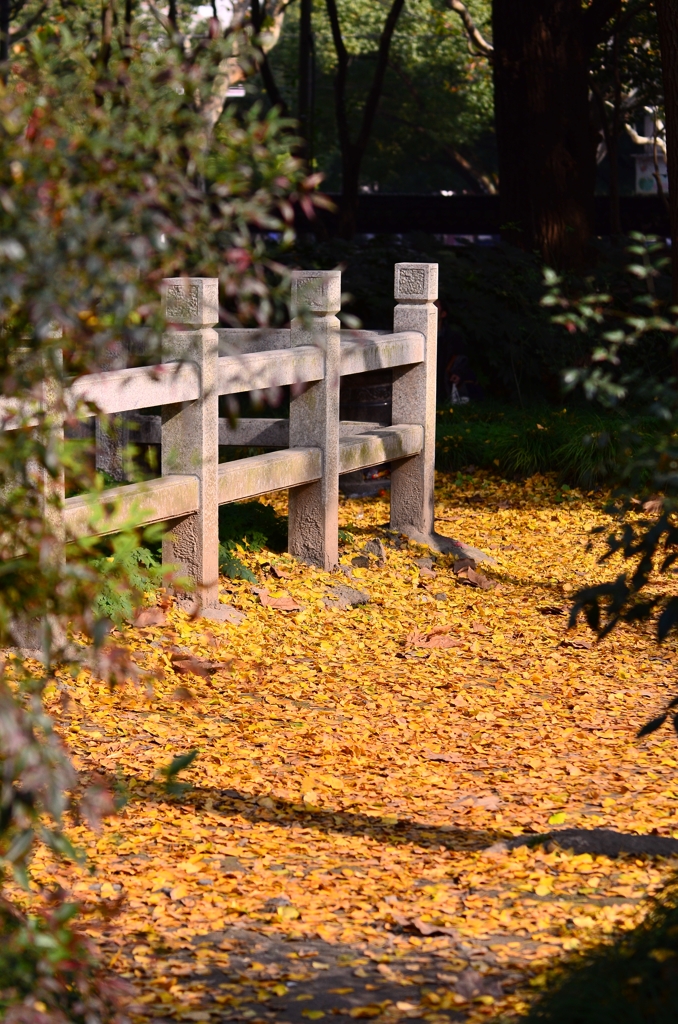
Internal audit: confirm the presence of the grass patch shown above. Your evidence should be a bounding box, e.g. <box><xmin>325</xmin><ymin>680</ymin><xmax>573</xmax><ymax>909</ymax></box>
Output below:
<box><xmin>218</xmin><ymin>500</ymin><xmax>288</xmax><ymax>581</ymax></box>
<box><xmin>527</xmin><ymin>882</ymin><xmax>678</xmax><ymax>1023</ymax></box>
<box><xmin>436</xmin><ymin>403</ymin><xmax>658</xmax><ymax>486</ymax></box>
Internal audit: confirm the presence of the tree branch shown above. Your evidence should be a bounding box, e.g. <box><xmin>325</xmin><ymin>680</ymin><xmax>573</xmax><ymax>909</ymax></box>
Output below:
<box><xmin>10</xmin><ymin>2</ymin><xmax>49</xmax><ymax>43</ymax></box>
<box><xmin>625</xmin><ymin>122</ymin><xmax>667</xmax><ymax>156</ymax></box>
<box><xmin>98</xmin><ymin>0</ymin><xmax>114</xmax><ymax>72</ymax></box>
<box><xmin>324</xmin><ymin>0</ymin><xmax>351</xmax><ymax>158</ymax></box>
<box><xmin>446</xmin><ymin>0</ymin><xmax>493</xmax><ymax>57</ymax></box>
<box><xmin>251</xmin><ymin>0</ymin><xmax>289</xmax><ymax>114</ymax></box>
<box><xmin>354</xmin><ymin>0</ymin><xmax>405</xmax><ymax>154</ymax></box>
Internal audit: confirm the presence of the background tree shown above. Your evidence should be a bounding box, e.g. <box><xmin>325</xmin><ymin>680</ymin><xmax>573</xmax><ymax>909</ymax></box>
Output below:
<box><xmin>0</xmin><ymin>8</ymin><xmax>315</xmax><ymax>1019</ymax></box>
<box><xmin>258</xmin><ymin>0</ymin><xmax>495</xmax><ymax>222</ymax></box>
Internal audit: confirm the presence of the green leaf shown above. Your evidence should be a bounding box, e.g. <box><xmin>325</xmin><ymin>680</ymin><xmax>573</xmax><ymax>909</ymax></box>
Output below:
<box><xmin>163</xmin><ymin>750</ymin><xmax>198</xmax><ymax>779</ymax></box>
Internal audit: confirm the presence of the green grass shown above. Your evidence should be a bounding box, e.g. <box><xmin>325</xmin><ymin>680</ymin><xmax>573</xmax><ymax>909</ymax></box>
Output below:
<box><xmin>218</xmin><ymin>500</ymin><xmax>288</xmax><ymax>581</ymax></box>
<box><xmin>526</xmin><ymin>882</ymin><xmax>678</xmax><ymax>1023</ymax></box>
<box><xmin>436</xmin><ymin>403</ymin><xmax>659</xmax><ymax>487</ymax></box>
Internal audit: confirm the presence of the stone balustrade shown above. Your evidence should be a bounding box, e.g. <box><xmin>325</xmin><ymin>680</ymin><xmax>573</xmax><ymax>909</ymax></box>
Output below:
<box><xmin>36</xmin><ymin>262</ymin><xmax>439</xmax><ymax>619</ymax></box>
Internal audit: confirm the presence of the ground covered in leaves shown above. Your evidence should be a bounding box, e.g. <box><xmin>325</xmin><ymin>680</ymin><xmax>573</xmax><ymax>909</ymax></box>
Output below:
<box><xmin>25</xmin><ymin>472</ymin><xmax>678</xmax><ymax>1022</ymax></box>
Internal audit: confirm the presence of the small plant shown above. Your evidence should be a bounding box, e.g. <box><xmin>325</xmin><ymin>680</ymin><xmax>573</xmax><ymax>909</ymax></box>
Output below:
<box><xmin>90</xmin><ymin>545</ymin><xmax>166</xmax><ymax>624</ymax></box>
<box><xmin>219</xmin><ymin>543</ymin><xmax>258</xmax><ymax>583</ymax></box>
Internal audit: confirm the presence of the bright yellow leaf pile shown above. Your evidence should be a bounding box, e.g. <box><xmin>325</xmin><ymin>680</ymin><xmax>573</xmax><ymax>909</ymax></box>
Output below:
<box><xmin>27</xmin><ymin>471</ymin><xmax>678</xmax><ymax>1022</ymax></box>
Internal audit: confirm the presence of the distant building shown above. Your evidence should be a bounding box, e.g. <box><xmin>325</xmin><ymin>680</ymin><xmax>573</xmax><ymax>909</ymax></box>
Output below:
<box><xmin>633</xmin><ymin>112</ymin><xmax>669</xmax><ymax>195</ymax></box>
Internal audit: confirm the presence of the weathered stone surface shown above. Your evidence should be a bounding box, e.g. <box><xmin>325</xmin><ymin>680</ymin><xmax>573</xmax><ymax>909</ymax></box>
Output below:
<box><xmin>405</xmin><ymin>528</ymin><xmax>496</xmax><ymax>565</ymax></box>
<box><xmin>163</xmin><ymin>277</ymin><xmax>219</xmax><ymax>327</ymax></box>
<box><xmin>288</xmin><ymin>271</ymin><xmax>341</xmax><ymax>571</ymax></box>
<box><xmin>363</xmin><ymin>538</ymin><xmax>386</xmax><ymax>560</ymax></box>
<box><xmin>324</xmin><ymin>584</ymin><xmax>370</xmax><ymax>609</ymax></box>
<box><xmin>64</xmin><ymin>475</ymin><xmax>200</xmax><ymax>538</ymax></box>
<box><xmin>218</xmin><ymin>448</ymin><xmax>321</xmax><ymax>504</ymax></box>
<box><xmin>202</xmin><ymin>604</ymin><xmax>246</xmax><ymax>626</ymax></box>
<box><xmin>161</xmin><ymin>279</ymin><xmax>220</xmax><ymax>613</ymax></box>
<box><xmin>390</xmin><ymin>265</ymin><xmax>438</xmax><ymax>540</ymax></box>
<box><xmin>394</xmin><ymin>262</ymin><xmax>438</xmax><ymax>303</ymax></box>
<box><xmin>488</xmin><ymin>828</ymin><xmax>678</xmax><ymax>858</ymax></box>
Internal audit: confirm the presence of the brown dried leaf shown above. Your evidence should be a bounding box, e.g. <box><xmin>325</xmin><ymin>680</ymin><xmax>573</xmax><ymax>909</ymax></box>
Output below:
<box><xmin>643</xmin><ymin>496</ymin><xmax>664</xmax><ymax>514</ymax></box>
<box><xmin>134</xmin><ymin>606</ymin><xmax>167</xmax><ymax>628</ymax></box>
<box><xmin>170</xmin><ymin>652</ymin><xmax>217</xmax><ymax>678</ymax></box>
<box><xmin>170</xmin><ymin>685</ymin><xmax>196</xmax><ymax>704</ymax></box>
<box><xmin>271</xmin><ymin>565</ymin><xmax>292</xmax><ymax>579</ymax></box>
<box><xmin>254</xmin><ymin>587</ymin><xmax>302</xmax><ymax>612</ymax></box>
<box><xmin>560</xmin><ymin>638</ymin><xmax>593</xmax><ymax>650</ymax></box>
<box><xmin>406</xmin><ymin>626</ymin><xmax>462</xmax><ymax>649</ymax></box>
<box><xmin>455</xmin><ymin>565</ymin><xmax>494</xmax><ymax>589</ymax></box>
<box><xmin>422</xmin><ymin>749</ymin><xmax>462</xmax><ymax>763</ymax></box>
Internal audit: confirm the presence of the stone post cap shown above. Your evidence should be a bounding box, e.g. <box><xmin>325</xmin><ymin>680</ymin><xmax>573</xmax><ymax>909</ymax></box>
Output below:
<box><xmin>163</xmin><ymin>277</ymin><xmax>219</xmax><ymax>327</ymax></box>
<box><xmin>291</xmin><ymin>270</ymin><xmax>341</xmax><ymax>316</ymax></box>
<box><xmin>394</xmin><ymin>263</ymin><xmax>438</xmax><ymax>303</ymax></box>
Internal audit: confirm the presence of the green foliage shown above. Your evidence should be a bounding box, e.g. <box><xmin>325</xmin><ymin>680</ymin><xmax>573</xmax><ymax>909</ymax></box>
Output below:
<box><xmin>219</xmin><ymin>500</ymin><xmax>288</xmax><ymax>553</ymax></box>
<box><xmin>219</xmin><ymin>545</ymin><xmax>259</xmax><ymax>583</ymax></box>
<box><xmin>0</xmin><ymin>12</ymin><xmax>311</xmax><ymax>1020</ymax></box>
<box><xmin>89</xmin><ymin>543</ymin><xmax>165</xmax><ymax>625</ymax></box>
<box><xmin>0</xmin><ymin>898</ymin><xmax>128</xmax><ymax>1022</ymax></box>
<box><xmin>218</xmin><ymin>500</ymin><xmax>288</xmax><ymax>581</ymax></box>
<box><xmin>162</xmin><ymin>749</ymin><xmax>198</xmax><ymax>796</ymax></box>
<box><xmin>526</xmin><ymin>880</ymin><xmax>678</xmax><ymax>1024</ymax></box>
<box><xmin>261</xmin><ymin>0</ymin><xmax>495</xmax><ymax>193</ymax></box>
<box><xmin>436</xmin><ymin>403</ymin><xmax>656</xmax><ymax>486</ymax></box>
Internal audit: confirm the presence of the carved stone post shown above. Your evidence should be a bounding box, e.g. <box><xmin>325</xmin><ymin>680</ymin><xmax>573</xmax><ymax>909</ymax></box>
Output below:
<box><xmin>161</xmin><ymin>278</ymin><xmax>221</xmax><ymax>616</ymax></box>
<box><xmin>288</xmin><ymin>270</ymin><xmax>341</xmax><ymax>570</ymax></box>
<box><xmin>390</xmin><ymin>263</ymin><xmax>439</xmax><ymax>540</ymax></box>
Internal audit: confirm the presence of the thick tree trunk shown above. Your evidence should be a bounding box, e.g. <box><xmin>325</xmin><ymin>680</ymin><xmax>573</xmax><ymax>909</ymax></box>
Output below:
<box><xmin>656</xmin><ymin>0</ymin><xmax>678</xmax><ymax>303</ymax></box>
<box><xmin>339</xmin><ymin>152</ymin><xmax>361</xmax><ymax>238</ymax></box>
<box><xmin>492</xmin><ymin>0</ymin><xmax>611</xmax><ymax>269</ymax></box>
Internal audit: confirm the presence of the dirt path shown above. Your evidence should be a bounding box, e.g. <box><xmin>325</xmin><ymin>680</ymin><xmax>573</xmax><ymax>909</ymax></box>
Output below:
<box><xmin>32</xmin><ymin>471</ymin><xmax>678</xmax><ymax>1023</ymax></box>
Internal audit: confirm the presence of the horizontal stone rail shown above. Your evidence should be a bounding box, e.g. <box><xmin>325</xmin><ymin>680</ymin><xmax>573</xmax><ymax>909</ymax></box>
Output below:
<box><xmin>69</xmin><ymin>361</ymin><xmax>199</xmax><ymax>416</ymax></box>
<box><xmin>217</xmin><ymin>346</ymin><xmax>324</xmax><ymax>395</ymax></box>
<box><xmin>218</xmin><ymin>447</ymin><xmax>322</xmax><ymax>504</ymax></box>
<box><xmin>21</xmin><ymin>263</ymin><xmax>439</xmax><ymax>619</ymax></box>
<box><xmin>63</xmin><ymin>474</ymin><xmax>199</xmax><ymax>538</ymax></box>
<box><xmin>339</xmin><ymin>332</ymin><xmax>425</xmax><ymax>377</ymax></box>
<box><xmin>212</xmin><ymin>424</ymin><xmax>423</xmax><ymax>509</ymax></box>
<box><xmin>338</xmin><ymin>424</ymin><xmax>423</xmax><ymax>475</ymax></box>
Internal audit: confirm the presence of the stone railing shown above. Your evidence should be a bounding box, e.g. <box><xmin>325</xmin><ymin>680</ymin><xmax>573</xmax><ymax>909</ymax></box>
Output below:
<box><xmin>59</xmin><ymin>261</ymin><xmax>439</xmax><ymax>620</ymax></box>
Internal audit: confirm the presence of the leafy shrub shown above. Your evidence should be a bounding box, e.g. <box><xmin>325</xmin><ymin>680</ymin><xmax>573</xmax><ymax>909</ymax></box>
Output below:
<box><xmin>527</xmin><ymin>880</ymin><xmax>678</xmax><ymax>1023</ymax></box>
<box><xmin>0</xmin><ymin>898</ymin><xmax>128</xmax><ymax>1023</ymax></box>
<box><xmin>436</xmin><ymin>403</ymin><xmax>658</xmax><ymax>486</ymax></box>
<box><xmin>0</xmin><ymin>9</ymin><xmax>313</xmax><ymax>1020</ymax></box>
<box><xmin>219</xmin><ymin>500</ymin><xmax>288</xmax><ymax>553</ymax></box>
<box><xmin>218</xmin><ymin>500</ymin><xmax>288</xmax><ymax>581</ymax></box>
<box><xmin>285</xmin><ymin>235</ymin><xmax>672</xmax><ymax>402</ymax></box>
<box><xmin>90</xmin><ymin>544</ymin><xmax>165</xmax><ymax>624</ymax></box>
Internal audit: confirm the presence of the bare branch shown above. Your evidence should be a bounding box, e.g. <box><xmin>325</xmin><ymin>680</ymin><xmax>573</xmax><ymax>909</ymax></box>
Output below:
<box><xmin>625</xmin><ymin>122</ymin><xmax>667</xmax><ymax>157</ymax></box>
<box><xmin>355</xmin><ymin>0</ymin><xmax>405</xmax><ymax>154</ymax></box>
<box><xmin>446</xmin><ymin>0</ymin><xmax>493</xmax><ymax>57</ymax></box>
<box><xmin>325</xmin><ymin>0</ymin><xmax>351</xmax><ymax>157</ymax></box>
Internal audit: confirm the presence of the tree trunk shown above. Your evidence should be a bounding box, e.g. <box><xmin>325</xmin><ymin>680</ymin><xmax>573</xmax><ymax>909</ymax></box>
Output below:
<box><xmin>492</xmin><ymin>0</ymin><xmax>613</xmax><ymax>268</ymax></box>
<box><xmin>338</xmin><ymin>149</ymin><xmax>361</xmax><ymax>237</ymax></box>
<box><xmin>656</xmin><ymin>0</ymin><xmax>678</xmax><ymax>302</ymax></box>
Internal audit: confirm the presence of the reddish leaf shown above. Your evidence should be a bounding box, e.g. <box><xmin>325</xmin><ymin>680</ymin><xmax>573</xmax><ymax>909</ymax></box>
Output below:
<box><xmin>254</xmin><ymin>587</ymin><xmax>302</xmax><ymax>611</ymax></box>
<box><xmin>170</xmin><ymin>652</ymin><xmax>217</xmax><ymax>678</ymax></box>
<box><xmin>133</xmin><ymin>606</ymin><xmax>167</xmax><ymax>628</ymax></box>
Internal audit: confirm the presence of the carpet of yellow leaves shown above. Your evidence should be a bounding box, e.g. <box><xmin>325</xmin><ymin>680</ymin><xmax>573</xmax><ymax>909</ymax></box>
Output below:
<box><xmin>27</xmin><ymin>472</ymin><xmax>678</xmax><ymax>1022</ymax></box>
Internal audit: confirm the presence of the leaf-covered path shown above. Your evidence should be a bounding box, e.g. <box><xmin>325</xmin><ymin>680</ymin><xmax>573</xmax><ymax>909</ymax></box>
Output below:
<box><xmin>35</xmin><ymin>473</ymin><xmax>678</xmax><ymax>1022</ymax></box>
